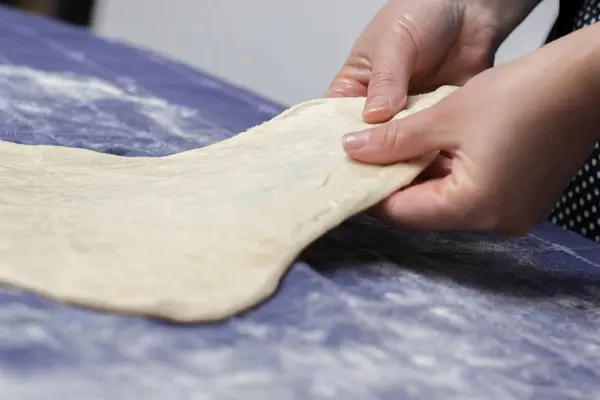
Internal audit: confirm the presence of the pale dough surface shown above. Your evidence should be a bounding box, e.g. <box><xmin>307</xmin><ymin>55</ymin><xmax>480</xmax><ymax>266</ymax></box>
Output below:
<box><xmin>0</xmin><ymin>85</ymin><xmax>457</xmax><ymax>322</ymax></box>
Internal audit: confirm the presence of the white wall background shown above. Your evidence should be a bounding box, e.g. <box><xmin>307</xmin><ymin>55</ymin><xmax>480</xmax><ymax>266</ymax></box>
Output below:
<box><xmin>93</xmin><ymin>0</ymin><xmax>558</xmax><ymax>106</ymax></box>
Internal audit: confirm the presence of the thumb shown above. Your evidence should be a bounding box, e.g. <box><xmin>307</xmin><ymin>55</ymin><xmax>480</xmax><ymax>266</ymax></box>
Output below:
<box><xmin>342</xmin><ymin>105</ymin><xmax>455</xmax><ymax>165</ymax></box>
<box><xmin>363</xmin><ymin>42</ymin><xmax>416</xmax><ymax>124</ymax></box>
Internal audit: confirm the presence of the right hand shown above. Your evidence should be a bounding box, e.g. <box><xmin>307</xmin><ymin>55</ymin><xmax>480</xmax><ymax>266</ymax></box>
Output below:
<box><xmin>326</xmin><ymin>0</ymin><xmax>538</xmax><ymax>123</ymax></box>
<box><xmin>340</xmin><ymin>21</ymin><xmax>600</xmax><ymax>236</ymax></box>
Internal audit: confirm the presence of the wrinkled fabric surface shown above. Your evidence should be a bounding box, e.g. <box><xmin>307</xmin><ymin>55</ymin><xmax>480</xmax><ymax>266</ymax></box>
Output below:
<box><xmin>0</xmin><ymin>6</ymin><xmax>598</xmax><ymax>400</ymax></box>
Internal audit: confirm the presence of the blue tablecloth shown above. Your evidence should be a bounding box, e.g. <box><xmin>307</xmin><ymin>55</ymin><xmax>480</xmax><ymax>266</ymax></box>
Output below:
<box><xmin>0</xmin><ymin>6</ymin><xmax>598</xmax><ymax>400</ymax></box>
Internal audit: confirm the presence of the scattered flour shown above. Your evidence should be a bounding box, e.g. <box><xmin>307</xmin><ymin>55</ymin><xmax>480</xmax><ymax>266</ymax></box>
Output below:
<box><xmin>0</xmin><ymin>65</ymin><xmax>230</xmax><ymax>155</ymax></box>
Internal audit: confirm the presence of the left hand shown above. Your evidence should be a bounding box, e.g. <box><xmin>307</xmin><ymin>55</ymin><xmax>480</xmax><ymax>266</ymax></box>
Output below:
<box><xmin>341</xmin><ymin>24</ymin><xmax>600</xmax><ymax>236</ymax></box>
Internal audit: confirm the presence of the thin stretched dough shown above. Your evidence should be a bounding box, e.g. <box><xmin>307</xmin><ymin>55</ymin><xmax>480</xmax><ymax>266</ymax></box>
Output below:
<box><xmin>0</xmin><ymin>85</ymin><xmax>457</xmax><ymax>322</ymax></box>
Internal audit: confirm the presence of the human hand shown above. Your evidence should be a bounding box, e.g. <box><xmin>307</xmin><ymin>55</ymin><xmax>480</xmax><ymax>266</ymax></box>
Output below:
<box><xmin>326</xmin><ymin>0</ymin><xmax>540</xmax><ymax>124</ymax></box>
<box><xmin>341</xmin><ymin>25</ymin><xmax>600</xmax><ymax>236</ymax></box>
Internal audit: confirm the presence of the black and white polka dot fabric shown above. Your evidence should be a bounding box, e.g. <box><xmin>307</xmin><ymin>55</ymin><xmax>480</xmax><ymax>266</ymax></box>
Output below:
<box><xmin>572</xmin><ymin>0</ymin><xmax>600</xmax><ymax>30</ymax></box>
<box><xmin>547</xmin><ymin>0</ymin><xmax>600</xmax><ymax>241</ymax></box>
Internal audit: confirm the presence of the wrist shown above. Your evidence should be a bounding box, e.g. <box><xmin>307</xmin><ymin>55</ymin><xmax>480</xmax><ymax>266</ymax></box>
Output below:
<box><xmin>469</xmin><ymin>0</ymin><xmax>543</xmax><ymax>48</ymax></box>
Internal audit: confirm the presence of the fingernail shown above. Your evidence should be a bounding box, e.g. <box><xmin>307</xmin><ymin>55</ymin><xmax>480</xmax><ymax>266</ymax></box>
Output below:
<box><xmin>342</xmin><ymin>130</ymin><xmax>370</xmax><ymax>150</ymax></box>
<box><xmin>364</xmin><ymin>95</ymin><xmax>391</xmax><ymax>114</ymax></box>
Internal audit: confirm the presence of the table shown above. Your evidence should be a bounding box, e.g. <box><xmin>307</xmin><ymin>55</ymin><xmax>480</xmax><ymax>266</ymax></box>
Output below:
<box><xmin>0</xmin><ymin>6</ymin><xmax>598</xmax><ymax>400</ymax></box>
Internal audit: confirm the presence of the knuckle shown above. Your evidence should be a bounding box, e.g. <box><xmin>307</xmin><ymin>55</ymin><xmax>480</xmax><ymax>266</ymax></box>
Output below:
<box><xmin>329</xmin><ymin>77</ymin><xmax>354</xmax><ymax>91</ymax></box>
<box><xmin>377</xmin><ymin>122</ymin><xmax>403</xmax><ymax>152</ymax></box>
<box><xmin>370</xmin><ymin>69</ymin><xmax>399</xmax><ymax>88</ymax></box>
<box><xmin>393</xmin><ymin>20</ymin><xmax>419</xmax><ymax>52</ymax></box>
<box><xmin>346</xmin><ymin>55</ymin><xmax>372</xmax><ymax>71</ymax></box>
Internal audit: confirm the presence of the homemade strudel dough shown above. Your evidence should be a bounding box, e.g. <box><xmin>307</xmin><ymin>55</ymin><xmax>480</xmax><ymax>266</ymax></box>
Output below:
<box><xmin>0</xmin><ymin>85</ymin><xmax>457</xmax><ymax>322</ymax></box>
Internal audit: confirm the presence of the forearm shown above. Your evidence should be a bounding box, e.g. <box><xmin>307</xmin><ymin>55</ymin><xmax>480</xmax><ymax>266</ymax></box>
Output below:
<box><xmin>561</xmin><ymin>22</ymin><xmax>600</xmax><ymax>140</ymax></box>
<box><xmin>530</xmin><ymin>22</ymin><xmax>600</xmax><ymax>144</ymax></box>
<box><xmin>578</xmin><ymin>23</ymin><xmax>600</xmax><ymax>105</ymax></box>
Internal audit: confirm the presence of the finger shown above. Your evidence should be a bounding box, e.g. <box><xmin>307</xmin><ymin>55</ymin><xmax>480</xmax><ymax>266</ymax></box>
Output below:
<box><xmin>371</xmin><ymin>175</ymin><xmax>470</xmax><ymax>231</ymax></box>
<box><xmin>342</xmin><ymin>104</ymin><xmax>456</xmax><ymax>165</ymax></box>
<box><xmin>325</xmin><ymin>61</ymin><xmax>371</xmax><ymax>98</ymax></box>
<box><xmin>325</xmin><ymin>74</ymin><xmax>368</xmax><ymax>98</ymax></box>
<box><xmin>395</xmin><ymin>155</ymin><xmax>451</xmax><ymax>187</ymax></box>
<box><xmin>363</xmin><ymin>37</ymin><xmax>417</xmax><ymax>124</ymax></box>
<box><xmin>420</xmin><ymin>154</ymin><xmax>452</xmax><ymax>180</ymax></box>
<box><xmin>364</xmin><ymin>156</ymin><xmax>451</xmax><ymax>223</ymax></box>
